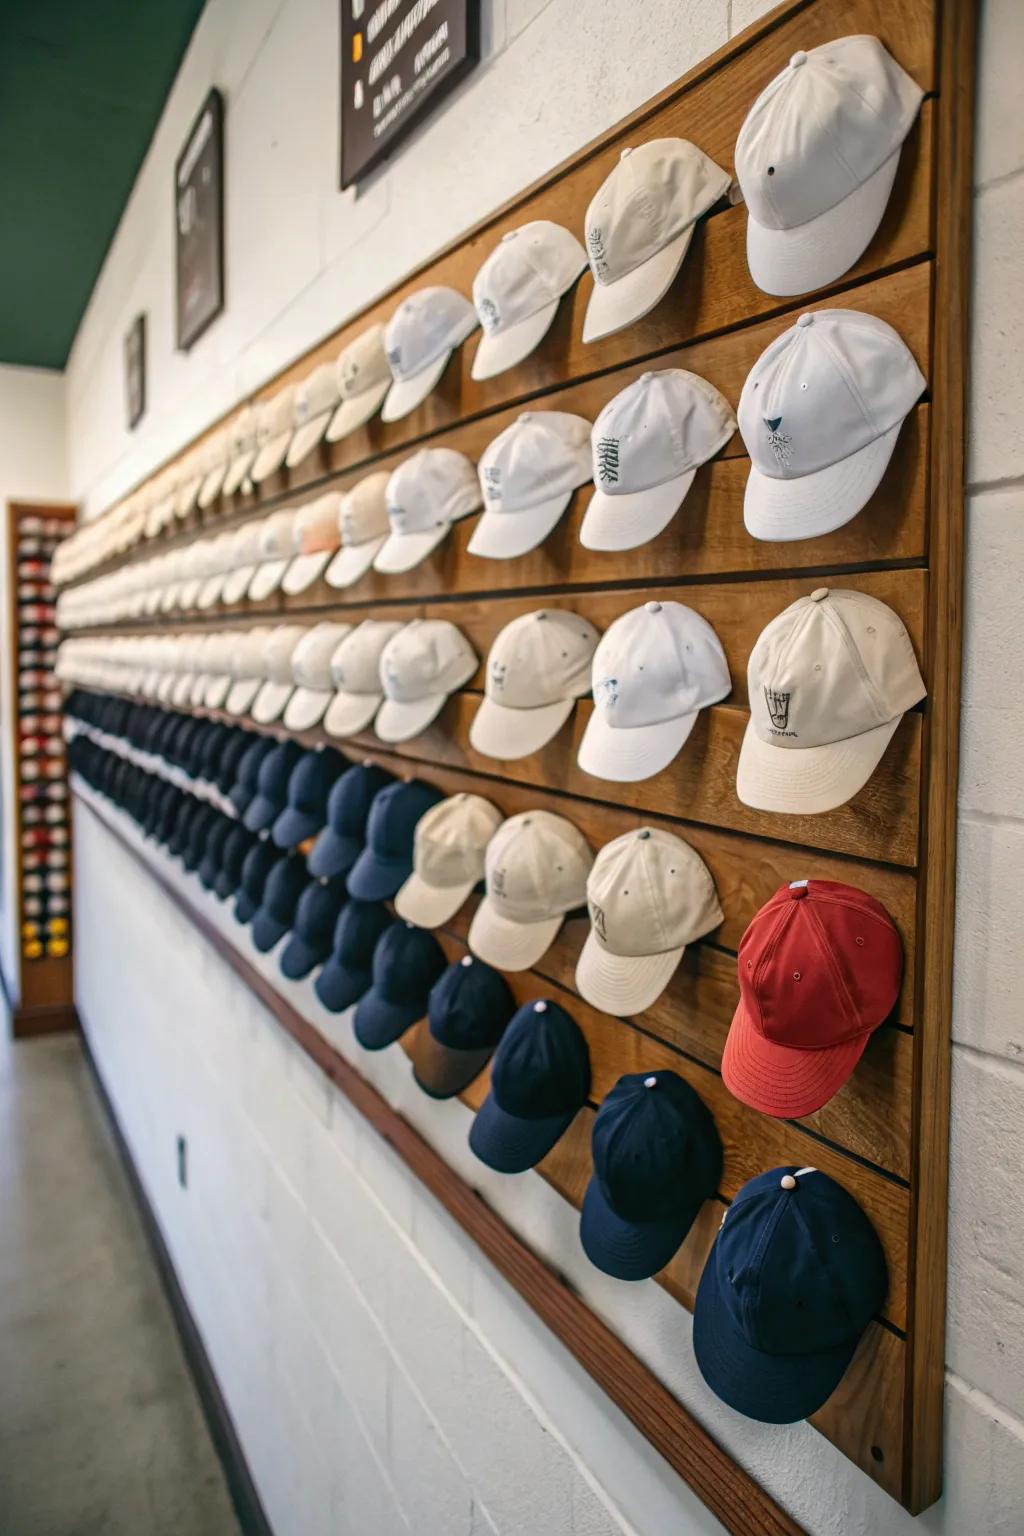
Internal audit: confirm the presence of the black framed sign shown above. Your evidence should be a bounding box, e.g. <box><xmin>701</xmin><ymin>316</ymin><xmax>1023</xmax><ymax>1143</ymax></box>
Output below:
<box><xmin>339</xmin><ymin>1</ymin><xmax>479</xmax><ymax>189</ymax></box>
<box><xmin>175</xmin><ymin>88</ymin><xmax>225</xmax><ymax>351</ymax></box>
<box><xmin>124</xmin><ymin>314</ymin><xmax>146</xmax><ymax>430</ymax></box>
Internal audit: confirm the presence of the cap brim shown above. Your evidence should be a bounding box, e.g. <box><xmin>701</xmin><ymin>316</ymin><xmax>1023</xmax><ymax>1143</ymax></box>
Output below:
<box><xmin>746</xmin><ymin>149</ymin><xmax>900</xmax><ymax>299</ymax></box>
<box><xmin>346</xmin><ymin>849</ymin><xmax>412</xmax><ymax>902</ymax></box>
<box><xmin>322</xmin><ymin>690</ymin><xmax>382</xmax><ymax>739</ymax></box>
<box><xmin>408</xmin><ymin>1019</ymin><xmax>495</xmax><ymax>1099</ymax></box>
<box><xmin>222</xmin><ymin>452</ymin><xmax>256</xmax><ymax>497</ymax></box>
<box><xmin>225</xmin><ymin>678</ymin><xmax>262</xmax><ymax>716</ymax></box>
<box><xmin>580</xmin><ymin>469</ymin><xmax>696</xmax><ymax>552</ymax></box>
<box><xmin>284</xmin><ymin>412</ymin><xmax>333</xmax><ymax>469</ymax></box>
<box><xmin>721</xmin><ymin>998</ymin><xmax>871</xmax><ymax>1119</ymax></box>
<box><xmin>736</xmin><ymin>713</ymin><xmax>902</xmax><ymax>816</ymax></box>
<box><xmin>353</xmin><ymin>991</ymin><xmax>423</xmax><ymax>1050</ymax></box>
<box><xmin>326</xmin><ymin>380</ymin><xmax>391</xmax><ymax>442</ymax></box>
<box><xmin>393</xmin><ymin>871</ymin><xmax>476</xmax><ymax>929</ymax></box>
<box><xmin>234</xmin><ymin>891</ymin><xmax>259</xmax><ymax>924</ymax></box>
<box><xmin>314</xmin><ymin>959</ymin><xmax>372</xmax><ymax>1014</ymax></box>
<box><xmin>470</xmin><ymin>301</ymin><xmax>559</xmax><ymax>381</ymax></box>
<box><xmin>250</xmin><ymin>680</ymin><xmax>295</xmax><ymax>725</ymax></box>
<box><xmin>373</xmin><ymin>524</ymin><xmax>449</xmax><ymax>574</ymax></box>
<box><xmin>247</xmin><ymin>558</ymin><xmax>290</xmax><ymax>602</ymax></box>
<box><xmin>196</xmin><ymin>575</ymin><xmax>228</xmax><ymax>610</ymax></box>
<box><xmin>467</xmin><ymin>492</ymin><xmax>572</xmax><ymax>560</ymax></box>
<box><xmin>204</xmin><ymin>675</ymin><xmax>233</xmax><ymax>710</ymax></box>
<box><xmin>197</xmin><ymin>465</ymin><xmax>228</xmax><ymax>509</ymax></box>
<box><xmin>468</xmin><ymin>1093</ymin><xmax>578</xmax><ymax>1173</ymax></box>
<box><xmin>469</xmin><ymin>695</ymin><xmax>575</xmax><ymax>761</ymax></box>
<box><xmin>579</xmin><ymin>1177</ymin><xmax>701</xmax><ymax>1281</ymax></box>
<box><xmin>213</xmin><ymin>869</ymin><xmax>236</xmax><ymax>901</ymax></box>
<box><xmin>375</xmin><ymin>693</ymin><xmax>449</xmax><ymax>744</ymax></box>
<box><xmin>324</xmin><ymin>537</ymin><xmax>387</xmax><ymax>590</ymax></box>
<box><xmin>577</xmin><ymin>708</ymin><xmax>698</xmax><ymax>783</ymax></box>
<box><xmin>279</xmin><ymin>934</ymin><xmax>329</xmax><ymax>981</ymax></box>
<box><xmin>575</xmin><ymin>930</ymin><xmax>684</xmax><ymax>1016</ymax></box>
<box><xmin>307</xmin><ymin>829</ymin><xmax>363</xmax><ymax>880</ymax></box>
<box><xmin>582</xmin><ymin>227</ymin><xmax>694</xmax><ymax>344</ymax></box>
<box><xmin>221</xmin><ymin>564</ymin><xmax>259</xmax><ymax>606</ymax></box>
<box><xmin>281</xmin><ymin>551</ymin><xmax>332</xmax><ymax>596</ymax></box>
<box><xmin>243</xmin><ymin>794</ymin><xmax>280</xmax><ymax>833</ymax></box>
<box><xmin>693</xmin><ymin>1254</ymin><xmax>859</xmax><ymax>1423</ymax></box>
<box><xmin>250</xmin><ymin>910</ymin><xmax>289</xmax><ymax>953</ymax></box>
<box><xmin>380</xmin><ymin>353</ymin><xmax>451</xmax><ymax>423</ymax></box>
<box><xmin>743</xmin><ymin>423</ymin><xmax>902</xmax><ymax>543</ymax></box>
<box><xmin>467</xmin><ymin>899</ymin><xmax>562</xmax><ymax>972</ymax></box>
<box><xmin>271</xmin><ymin>807</ymin><xmax>323</xmax><ymax>849</ymax></box>
<box><xmin>283</xmin><ymin>687</ymin><xmax>333</xmax><ymax>732</ymax></box>
<box><xmin>250</xmin><ymin>431</ymin><xmax>293</xmax><ymax>484</ymax></box>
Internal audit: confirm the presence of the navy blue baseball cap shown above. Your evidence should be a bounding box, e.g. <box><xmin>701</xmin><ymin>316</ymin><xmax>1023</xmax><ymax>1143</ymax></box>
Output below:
<box><xmin>280</xmin><ymin>879</ymin><xmax>348</xmax><ymax>980</ymax></box>
<box><xmin>244</xmin><ymin>739</ymin><xmax>304</xmax><ymax>833</ymax></box>
<box><xmin>229</xmin><ymin>736</ymin><xmax>275</xmax><ymax>816</ymax></box>
<box><xmin>251</xmin><ymin>854</ymin><xmax>310</xmax><ymax>952</ymax></box>
<box><xmin>346</xmin><ymin>779</ymin><xmax>444</xmax><ymax>902</ymax></box>
<box><xmin>215</xmin><ymin>728</ymin><xmax>253</xmax><ymax>794</ymax></box>
<box><xmin>693</xmin><ymin>1166</ymin><xmax>887</xmax><ymax>1424</ymax></box>
<box><xmin>197</xmin><ymin>722</ymin><xmax>231</xmax><ymax>783</ymax></box>
<box><xmin>183</xmin><ymin>805</ymin><xmax>220</xmax><ymax>873</ymax></box>
<box><xmin>409</xmin><ymin>955</ymin><xmax>515</xmax><ymax>1100</ymax></box>
<box><xmin>353</xmin><ymin>921</ymin><xmax>447</xmax><ymax>1050</ymax></box>
<box><xmin>198</xmin><ymin>815</ymin><xmax>234</xmax><ymax>890</ymax></box>
<box><xmin>469</xmin><ymin>999</ymin><xmax>591</xmax><ymax>1172</ymax></box>
<box><xmin>580</xmin><ymin>1070</ymin><xmax>722</xmax><ymax>1281</ymax></box>
<box><xmin>214</xmin><ymin>824</ymin><xmax>256</xmax><ymax>901</ymax></box>
<box><xmin>314</xmin><ymin>901</ymin><xmax>393</xmax><ymax>1014</ymax></box>
<box><xmin>307</xmin><ymin>761</ymin><xmax>397</xmax><ymax>880</ymax></box>
<box><xmin>234</xmin><ymin>840</ymin><xmax>280</xmax><ymax>924</ymax></box>
<box><xmin>272</xmin><ymin>746</ymin><xmax>348</xmax><ymax>849</ymax></box>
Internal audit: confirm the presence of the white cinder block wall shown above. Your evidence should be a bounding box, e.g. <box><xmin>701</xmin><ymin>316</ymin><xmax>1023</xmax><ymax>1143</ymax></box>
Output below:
<box><xmin>56</xmin><ymin>0</ymin><xmax>1024</xmax><ymax>1532</ymax></box>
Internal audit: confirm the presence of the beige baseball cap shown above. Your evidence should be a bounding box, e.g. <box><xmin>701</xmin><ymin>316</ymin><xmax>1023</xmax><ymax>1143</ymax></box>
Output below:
<box><xmin>471</xmin><ymin>221</ymin><xmax>587</xmax><ymax>381</ymax></box>
<box><xmin>469</xmin><ymin>609</ymin><xmax>599</xmax><ymax>761</ymax></box>
<box><xmin>193</xmin><ymin>632</ymin><xmax>235</xmax><ymax>707</ymax></box>
<box><xmin>195</xmin><ymin>531</ymin><xmax>237</xmax><ymax>610</ymax></box>
<box><xmin>248</xmin><ymin>509</ymin><xmax>299</xmax><ymax>601</ymax></box>
<box><xmin>224</xmin><ymin>628</ymin><xmax>274</xmax><ymax>716</ymax></box>
<box><xmin>175</xmin><ymin>447</ymin><xmax>205</xmax><ymax>520</ymax></box>
<box><xmin>376</xmin><ymin>619</ymin><xmax>477</xmax><ymax>743</ymax></box>
<box><xmin>281</xmin><ymin>493</ymin><xmax>343</xmax><ymax>596</ymax></box>
<box><xmin>197</xmin><ymin>426</ymin><xmax>231</xmax><ymax>509</ymax></box>
<box><xmin>326</xmin><ymin>324</ymin><xmax>392</xmax><ymax>442</ymax></box>
<box><xmin>174</xmin><ymin>540</ymin><xmax>210</xmax><ymax>611</ymax></box>
<box><xmin>250</xmin><ymin>623</ymin><xmax>308</xmax><ymax>724</ymax></box>
<box><xmin>283</xmin><ymin>621</ymin><xmax>353</xmax><ymax>732</ymax></box>
<box><xmin>285</xmin><ymin>363</ymin><xmax>341</xmax><ymax>469</ymax></box>
<box><xmin>324</xmin><ymin>472</ymin><xmax>391</xmax><ymax>589</ymax></box>
<box><xmin>737</xmin><ymin>587</ymin><xmax>926</xmax><ymax>813</ymax></box>
<box><xmin>203</xmin><ymin>627</ymin><xmax>243</xmax><ymax>710</ymax></box>
<box><xmin>576</xmin><ymin>828</ymin><xmax>723</xmax><ymax>1015</ymax></box>
<box><xmin>468</xmin><ymin>411</ymin><xmax>592</xmax><ymax>561</ymax></box>
<box><xmin>394</xmin><ymin>793</ymin><xmax>503</xmax><ymax>928</ymax></box>
<box><xmin>222</xmin><ymin>406</ymin><xmax>259</xmax><ymax>497</ymax></box>
<box><xmin>375</xmin><ymin>448</ymin><xmax>481</xmax><ymax>574</ymax></box>
<box><xmin>221</xmin><ymin>521</ymin><xmax>265</xmax><ymax>606</ymax></box>
<box><xmin>250</xmin><ymin>386</ymin><xmax>297</xmax><ymax>484</ymax></box>
<box><xmin>322</xmin><ymin>619</ymin><xmax>405</xmax><ymax>738</ymax></box>
<box><xmin>468</xmin><ymin>810</ymin><xmax>593</xmax><ymax>971</ymax></box>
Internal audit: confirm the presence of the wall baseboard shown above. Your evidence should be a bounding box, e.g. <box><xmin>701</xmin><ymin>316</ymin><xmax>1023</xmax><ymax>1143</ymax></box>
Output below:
<box><xmin>11</xmin><ymin>1001</ymin><xmax>78</xmax><ymax>1039</ymax></box>
<box><xmin>78</xmin><ymin>1012</ymin><xmax>274</xmax><ymax>1536</ymax></box>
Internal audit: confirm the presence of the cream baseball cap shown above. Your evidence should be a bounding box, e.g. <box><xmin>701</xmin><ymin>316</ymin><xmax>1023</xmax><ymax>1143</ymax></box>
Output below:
<box><xmin>736</xmin><ymin>37</ymin><xmax>923</xmax><ymax>298</ymax></box>
<box><xmin>286</xmin><ymin>364</ymin><xmax>341</xmax><ymax>469</ymax></box>
<box><xmin>197</xmin><ymin>427</ymin><xmax>231</xmax><ymax>509</ymax></box>
<box><xmin>468</xmin><ymin>810</ymin><xmax>593</xmax><ymax>971</ymax></box>
<box><xmin>579</xmin><ymin>601</ymin><xmax>730</xmax><ymax>782</ymax></box>
<box><xmin>251</xmin><ymin>623</ymin><xmax>308</xmax><ymax>724</ymax></box>
<box><xmin>469</xmin><ymin>609</ymin><xmax>599</xmax><ymax>761</ymax></box>
<box><xmin>248</xmin><ymin>509</ymin><xmax>299</xmax><ymax>601</ymax></box>
<box><xmin>468</xmin><ymin>412</ymin><xmax>592</xmax><ymax>561</ymax></box>
<box><xmin>737</xmin><ymin>587</ymin><xmax>926</xmax><ymax>814</ymax></box>
<box><xmin>576</xmin><ymin>828</ymin><xmax>723</xmax><ymax>1014</ymax></box>
<box><xmin>281</xmin><ymin>493</ymin><xmax>342</xmax><ymax>596</ymax></box>
<box><xmin>326</xmin><ymin>324</ymin><xmax>391</xmax><ymax>442</ymax></box>
<box><xmin>738</xmin><ymin>309</ymin><xmax>925</xmax><ymax>542</ymax></box>
<box><xmin>250</xmin><ymin>386</ymin><xmax>297</xmax><ymax>484</ymax></box>
<box><xmin>395</xmin><ymin>793</ymin><xmax>503</xmax><ymax>927</ymax></box>
<box><xmin>193</xmin><ymin>632</ymin><xmax>235</xmax><ymax>707</ymax></box>
<box><xmin>324</xmin><ymin>472</ymin><xmax>391</xmax><ymax>589</ymax></box>
<box><xmin>471</xmin><ymin>221</ymin><xmax>587</xmax><ymax>381</ymax></box>
<box><xmin>171</xmin><ymin>634</ymin><xmax>204</xmax><ymax>707</ymax></box>
<box><xmin>322</xmin><ymin>619</ymin><xmax>405</xmax><ymax>739</ymax></box>
<box><xmin>283</xmin><ymin>621</ymin><xmax>353</xmax><ymax>732</ymax></box>
<box><xmin>381</xmin><ymin>287</ymin><xmax>478</xmax><ymax>422</ymax></box>
<box><xmin>175</xmin><ymin>540</ymin><xmax>211</xmax><ymax>611</ymax></box>
<box><xmin>219</xmin><ymin>521</ymin><xmax>264</xmax><ymax>606</ymax></box>
<box><xmin>224</xmin><ymin>629</ymin><xmax>274</xmax><ymax>716</ymax></box>
<box><xmin>375</xmin><ymin>448</ymin><xmax>481</xmax><ymax>574</ymax></box>
<box><xmin>582</xmin><ymin>138</ymin><xmax>730</xmax><ymax>343</ymax></box>
<box><xmin>222</xmin><ymin>406</ymin><xmax>259</xmax><ymax>497</ymax></box>
<box><xmin>375</xmin><ymin>619</ymin><xmax>477</xmax><ymax>743</ymax></box>
<box><xmin>203</xmin><ymin>628</ymin><xmax>243</xmax><ymax>710</ymax></box>
<box><xmin>582</xmin><ymin>369</ymin><xmax>736</xmax><ymax>551</ymax></box>
<box><xmin>196</xmin><ymin>532</ymin><xmax>237</xmax><ymax>610</ymax></box>
<box><xmin>175</xmin><ymin>448</ymin><xmax>204</xmax><ymax>520</ymax></box>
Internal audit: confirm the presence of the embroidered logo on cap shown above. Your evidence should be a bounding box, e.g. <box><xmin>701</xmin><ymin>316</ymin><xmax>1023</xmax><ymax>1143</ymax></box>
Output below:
<box><xmin>589</xmin><ymin>899</ymin><xmax>607</xmax><ymax>939</ymax></box>
<box><xmin>587</xmin><ymin>227</ymin><xmax>610</xmax><ymax>281</ymax></box>
<box><xmin>595</xmin><ymin>676</ymin><xmax>619</xmax><ymax>707</ymax></box>
<box><xmin>596</xmin><ymin>438</ymin><xmax>620</xmax><ymax>483</ymax></box>
<box><xmin>763</xmin><ymin>416</ymin><xmax>793</xmax><ymax>467</ymax></box>
<box><xmin>489</xmin><ymin>658</ymin><xmax>508</xmax><ymax>692</ymax></box>
<box><xmin>478</xmin><ymin>296</ymin><xmax>501</xmax><ymax>333</ymax></box>
<box><xmin>764</xmin><ymin>686</ymin><xmax>794</xmax><ymax>734</ymax></box>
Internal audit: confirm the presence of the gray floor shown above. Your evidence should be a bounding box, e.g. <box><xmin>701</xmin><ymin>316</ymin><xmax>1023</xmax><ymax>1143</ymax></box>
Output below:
<box><xmin>0</xmin><ymin>1011</ymin><xmax>242</xmax><ymax>1536</ymax></box>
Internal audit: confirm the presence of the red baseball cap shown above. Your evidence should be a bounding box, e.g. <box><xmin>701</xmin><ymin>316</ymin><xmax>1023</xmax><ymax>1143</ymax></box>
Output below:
<box><xmin>722</xmin><ymin>879</ymin><xmax>902</xmax><ymax>1118</ymax></box>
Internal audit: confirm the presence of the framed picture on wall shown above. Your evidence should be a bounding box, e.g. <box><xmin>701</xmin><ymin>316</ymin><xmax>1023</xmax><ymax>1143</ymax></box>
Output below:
<box><xmin>175</xmin><ymin>88</ymin><xmax>225</xmax><ymax>351</ymax></box>
<box><xmin>124</xmin><ymin>314</ymin><xmax>146</xmax><ymax>429</ymax></box>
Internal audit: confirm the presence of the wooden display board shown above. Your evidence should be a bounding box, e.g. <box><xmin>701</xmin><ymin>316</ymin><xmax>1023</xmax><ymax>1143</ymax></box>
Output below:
<box><xmin>56</xmin><ymin>0</ymin><xmax>975</xmax><ymax>1517</ymax></box>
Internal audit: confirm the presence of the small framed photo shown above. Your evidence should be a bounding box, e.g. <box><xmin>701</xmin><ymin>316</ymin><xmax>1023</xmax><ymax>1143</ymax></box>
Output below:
<box><xmin>175</xmin><ymin>88</ymin><xmax>225</xmax><ymax>351</ymax></box>
<box><xmin>125</xmin><ymin>314</ymin><xmax>146</xmax><ymax>429</ymax></box>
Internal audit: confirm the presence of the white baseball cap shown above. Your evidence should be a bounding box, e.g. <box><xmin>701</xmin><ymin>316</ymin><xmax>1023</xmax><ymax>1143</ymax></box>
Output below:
<box><xmin>286</xmin><ymin>363</ymin><xmax>342</xmax><ymax>469</ymax></box>
<box><xmin>175</xmin><ymin>541</ymin><xmax>212</xmax><ymax>611</ymax></box>
<box><xmin>203</xmin><ymin>629</ymin><xmax>243</xmax><ymax>710</ymax></box>
<box><xmin>171</xmin><ymin>635</ymin><xmax>205</xmax><ymax>707</ymax></box>
<box><xmin>737</xmin><ymin>586</ymin><xmax>926</xmax><ymax>814</ymax></box>
<box><xmin>225</xmin><ymin>628</ymin><xmax>275</xmax><ymax>716</ymax></box>
<box><xmin>283</xmin><ymin>622</ymin><xmax>353</xmax><ymax>732</ymax></box>
<box><xmin>468</xmin><ymin>810</ymin><xmax>593</xmax><ymax>971</ymax></box>
<box><xmin>576</xmin><ymin>827</ymin><xmax>723</xmax><ymax>1014</ymax></box>
<box><xmin>738</xmin><ymin>309</ymin><xmax>925</xmax><ymax>541</ymax></box>
<box><xmin>471</xmin><ymin>221</ymin><xmax>587</xmax><ymax>380</ymax></box>
<box><xmin>195</xmin><ymin>532</ymin><xmax>237</xmax><ymax>610</ymax></box>
<box><xmin>324</xmin><ymin>472</ymin><xmax>390</xmax><ymax>589</ymax></box>
<box><xmin>197</xmin><ymin>427</ymin><xmax>231</xmax><ymax>509</ymax></box>
<box><xmin>469</xmin><ymin>609</ymin><xmax>599</xmax><ymax>761</ymax></box>
<box><xmin>193</xmin><ymin>633</ymin><xmax>235</xmax><ymax>706</ymax></box>
<box><xmin>581</xmin><ymin>369</ymin><xmax>736</xmax><ymax>550</ymax></box>
<box><xmin>578</xmin><ymin>601</ymin><xmax>730</xmax><ymax>782</ymax></box>
<box><xmin>175</xmin><ymin>449</ymin><xmax>204</xmax><ymax>520</ymax></box>
<box><xmin>281</xmin><ymin>493</ymin><xmax>342</xmax><ymax>596</ymax></box>
<box><xmin>322</xmin><ymin>619</ymin><xmax>405</xmax><ymax>739</ymax></box>
<box><xmin>374</xmin><ymin>448</ymin><xmax>481</xmax><ymax>574</ymax></box>
<box><xmin>736</xmin><ymin>37</ymin><xmax>924</xmax><ymax>297</ymax></box>
<box><xmin>250</xmin><ymin>623</ymin><xmax>308</xmax><ymax>724</ymax></box>
<box><xmin>468</xmin><ymin>412</ymin><xmax>592</xmax><ymax>561</ymax></box>
<box><xmin>375</xmin><ymin>619</ymin><xmax>477</xmax><ymax>743</ymax></box>
<box><xmin>220</xmin><ymin>520</ymin><xmax>265</xmax><ymax>606</ymax></box>
<box><xmin>222</xmin><ymin>406</ymin><xmax>259</xmax><ymax>497</ymax></box>
<box><xmin>395</xmin><ymin>793</ymin><xmax>503</xmax><ymax>927</ymax></box>
<box><xmin>248</xmin><ymin>509</ymin><xmax>299</xmax><ymax>601</ymax></box>
<box><xmin>326</xmin><ymin>324</ymin><xmax>392</xmax><ymax>442</ymax></box>
<box><xmin>250</xmin><ymin>386</ymin><xmax>297</xmax><ymax>484</ymax></box>
<box><xmin>582</xmin><ymin>138</ymin><xmax>730</xmax><ymax>343</ymax></box>
<box><xmin>381</xmin><ymin>287</ymin><xmax>478</xmax><ymax>422</ymax></box>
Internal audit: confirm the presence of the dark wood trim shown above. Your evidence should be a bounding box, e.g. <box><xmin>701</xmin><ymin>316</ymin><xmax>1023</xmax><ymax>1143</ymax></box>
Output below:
<box><xmin>11</xmin><ymin>1001</ymin><xmax>78</xmax><ymax>1039</ymax></box>
<box><xmin>77</xmin><ymin>1012</ymin><xmax>274</xmax><ymax>1536</ymax></box>
<box><xmin>74</xmin><ymin>789</ymin><xmax>805</xmax><ymax>1536</ymax></box>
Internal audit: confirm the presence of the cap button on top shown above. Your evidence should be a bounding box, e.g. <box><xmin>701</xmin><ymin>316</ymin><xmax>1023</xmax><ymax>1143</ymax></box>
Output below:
<box><xmin>790</xmin><ymin>50</ymin><xmax>808</xmax><ymax>67</ymax></box>
<box><xmin>644</xmin><ymin>1075</ymin><xmax>657</xmax><ymax>1089</ymax></box>
<box><xmin>460</xmin><ymin>955</ymin><xmax>473</xmax><ymax>967</ymax></box>
<box><xmin>638</xmin><ymin>829</ymin><xmax>651</xmax><ymax>840</ymax></box>
<box><xmin>780</xmin><ymin>1174</ymin><xmax>798</xmax><ymax>1190</ymax></box>
<box><xmin>534</xmin><ymin>1000</ymin><xmax>548</xmax><ymax>1013</ymax></box>
<box><xmin>810</xmin><ymin>587</ymin><xmax>829</xmax><ymax>602</ymax></box>
<box><xmin>645</xmin><ymin>601</ymin><xmax>662</xmax><ymax>615</ymax></box>
<box><xmin>501</xmin><ymin>230</ymin><xmax>517</xmax><ymax>242</ymax></box>
<box><xmin>796</xmin><ymin>312</ymin><xmax>814</xmax><ymax>328</ymax></box>
<box><xmin>620</xmin><ymin>146</ymin><xmax>632</xmax><ymax>160</ymax></box>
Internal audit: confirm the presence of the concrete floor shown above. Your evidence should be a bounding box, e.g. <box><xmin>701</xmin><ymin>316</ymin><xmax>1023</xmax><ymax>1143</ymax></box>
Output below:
<box><xmin>0</xmin><ymin>1014</ymin><xmax>242</xmax><ymax>1536</ymax></box>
